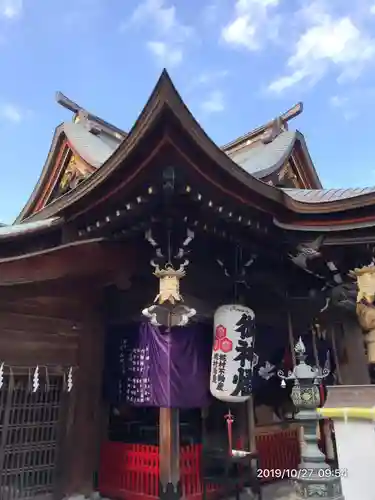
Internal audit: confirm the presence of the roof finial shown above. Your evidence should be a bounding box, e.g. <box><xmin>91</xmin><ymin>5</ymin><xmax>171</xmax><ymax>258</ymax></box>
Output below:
<box><xmin>55</xmin><ymin>92</ymin><xmax>82</xmax><ymax>115</ymax></box>
<box><xmin>55</xmin><ymin>91</ymin><xmax>126</xmax><ymax>138</ymax></box>
<box><xmin>261</xmin><ymin>102</ymin><xmax>303</xmax><ymax>144</ymax></box>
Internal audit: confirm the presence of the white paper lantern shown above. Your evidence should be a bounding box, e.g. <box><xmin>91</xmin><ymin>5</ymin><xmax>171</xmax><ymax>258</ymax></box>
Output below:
<box><xmin>210</xmin><ymin>304</ymin><xmax>256</xmax><ymax>403</ymax></box>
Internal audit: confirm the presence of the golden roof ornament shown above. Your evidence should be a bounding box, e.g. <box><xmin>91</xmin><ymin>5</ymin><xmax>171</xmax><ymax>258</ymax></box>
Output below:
<box><xmin>349</xmin><ymin>263</ymin><xmax>375</xmax><ymax>364</ymax></box>
<box><xmin>349</xmin><ymin>264</ymin><xmax>375</xmax><ymax>304</ymax></box>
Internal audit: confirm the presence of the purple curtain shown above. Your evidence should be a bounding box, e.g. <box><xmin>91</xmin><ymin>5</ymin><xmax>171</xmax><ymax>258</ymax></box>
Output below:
<box><xmin>104</xmin><ymin>322</ymin><xmax>211</xmax><ymax>408</ymax></box>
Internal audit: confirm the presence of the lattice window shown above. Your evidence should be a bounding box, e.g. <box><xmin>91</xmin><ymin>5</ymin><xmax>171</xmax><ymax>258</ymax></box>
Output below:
<box><xmin>0</xmin><ymin>374</ymin><xmax>65</xmax><ymax>500</ymax></box>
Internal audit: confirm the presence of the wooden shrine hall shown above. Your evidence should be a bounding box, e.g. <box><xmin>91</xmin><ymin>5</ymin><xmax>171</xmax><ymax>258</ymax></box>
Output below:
<box><xmin>0</xmin><ymin>70</ymin><xmax>375</xmax><ymax>500</ymax></box>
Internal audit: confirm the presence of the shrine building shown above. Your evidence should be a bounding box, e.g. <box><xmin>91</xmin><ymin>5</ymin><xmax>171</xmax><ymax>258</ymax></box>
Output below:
<box><xmin>0</xmin><ymin>70</ymin><xmax>373</xmax><ymax>500</ymax></box>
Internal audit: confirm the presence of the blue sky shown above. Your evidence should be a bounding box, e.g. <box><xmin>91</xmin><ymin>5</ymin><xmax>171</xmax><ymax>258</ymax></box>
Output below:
<box><xmin>1</xmin><ymin>0</ymin><xmax>375</xmax><ymax>223</ymax></box>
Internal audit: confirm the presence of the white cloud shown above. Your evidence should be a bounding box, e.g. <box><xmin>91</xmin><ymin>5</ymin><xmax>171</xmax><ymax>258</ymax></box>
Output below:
<box><xmin>128</xmin><ymin>0</ymin><xmax>192</xmax><ymax>39</ymax></box>
<box><xmin>202</xmin><ymin>1</ymin><xmax>220</xmax><ymax>25</ymax></box>
<box><xmin>201</xmin><ymin>90</ymin><xmax>225</xmax><ymax>114</ymax></box>
<box><xmin>329</xmin><ymin>94</ymin><xmax>355</xmax><ymax>120</ymax></box>
<box><xmin>124</xmin><ymin>0</ymin><xmax>192</xmax><ymax>66</ymax></box>
<box><xmin>61</xmin><ymin>0</ymin><xmax>103</xmax><ymax>31</ymax></box>
<box><xmin>221</xmin><ymin>0</ymin><xmax>280</xmax><ymax>51</ymax></box>
<box><xmin>187</xmin><ymin>69</ymin><xmax>228</xmax><ymax>92</ymax></box>
<box><xmin>329</xmin><ymin>87</ymin><xmax>375</xmax><ymax>121</ymax></box>
<box><xmin>1</xmin><ymin>104</ymin><xmax>23</xmax><ymax>123</ymax></box>
<box><xmin>0</xmin><ymin>0</ymin><xmax>22</xmax><ymax>19</ymax></box>
<box><xmin>370</xmin><ymin>4</ymin><xmax>375</xmax><ymax>15</ymax></box>
<box><xmin>147</xmin><ymin>41</ymin><xmax>183</xmax><ymax>67</ymax></box>
<box><xmin>268</xmin><ymin>2</ymin><xmax>375</xmax><ymax>93</ymax></box>
<box><xmin>330</xmin><ymin>95</ymin><xmax>348</xmax><ymax>108</ymax></box>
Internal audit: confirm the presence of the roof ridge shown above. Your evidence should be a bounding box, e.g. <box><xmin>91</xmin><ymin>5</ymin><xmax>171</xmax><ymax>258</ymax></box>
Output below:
<box><xmin>55</xmin><ymin>92</ymin><xmax>127</xmax><ymax>139</ymax></box>
<box><xmin>221</xmin><ymin>102</ymin><xmax>303</xmax><ymax>151</ymax></box>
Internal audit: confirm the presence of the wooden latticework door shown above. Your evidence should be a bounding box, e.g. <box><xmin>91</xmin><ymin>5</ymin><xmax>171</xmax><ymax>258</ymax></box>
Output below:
<box><xmin>0</xmin><ymin>373</ymin><xmax>66</xmax><ymax>500</ymax></box>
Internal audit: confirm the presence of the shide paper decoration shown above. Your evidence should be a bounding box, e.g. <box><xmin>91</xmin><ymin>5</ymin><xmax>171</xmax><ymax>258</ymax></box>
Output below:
<box><xmin>142</xmin><ymin>228</ymin><xmax>196</xmax><ymax>328</ymax></box>
<box><xmin>67</xmin><ymin>367</ymin><xmax>73</xmax><ymax>392</ymax></box>
<box><xmin>0</xmin><ymin>363</ymin><xmax>75</xmax><ymax>392</ymax></box>
<box><xmin>33</xmin><ymin>365</ymin><xmax>40</xmax><ymax>392</ymax></box>
<box><xmin>210</xmin><ymin>304</ymin><xmax>256</xmax><ymax>403</ymax></box>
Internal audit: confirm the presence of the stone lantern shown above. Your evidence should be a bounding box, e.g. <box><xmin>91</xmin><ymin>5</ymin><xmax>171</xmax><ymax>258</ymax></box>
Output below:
<box><xmin>278</xmin><ymin>338</ymin><xmax>344</xmax><ymax>499</ymax></box>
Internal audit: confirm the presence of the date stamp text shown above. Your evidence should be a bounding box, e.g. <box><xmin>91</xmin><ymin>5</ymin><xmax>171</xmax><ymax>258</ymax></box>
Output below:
<box><xmin>256</xmin><ymin>468</ymin><xmax>348</xmax><ymax>480</ymax></box>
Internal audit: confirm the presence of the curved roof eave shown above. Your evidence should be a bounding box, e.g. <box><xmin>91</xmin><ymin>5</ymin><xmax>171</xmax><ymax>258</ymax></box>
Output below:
<box><xmin>282</xmin><ymin>186</ymin><xmax>375</xmax><ymax>213</ymax></box>
<box><xmin>273</xmin><ymin>217</ymin><xmax>375</xmax><ymax>232</ymax></box>
<box><xmin>15</xmin><ymin>120</ymin><xmax>121</xmax><ymax>223</ymax></box>
<box><xmin>294</xmin><ymin>131</ymin><xmax>323</xmax><ymax>189</ymax></box>
<box><xmin>15</xmin><ymin>124</ymin><xmax>65</xmax><ymax>223</ymax></box>
<box><xmin>22</xmin><ymin>70</ymin><xmax>286</xmax><ymax>222</ymax></box>
<box><xmin>0</xmin><ymin>216</ymin><xmax>62</xmax><ymax>240</ymax></box>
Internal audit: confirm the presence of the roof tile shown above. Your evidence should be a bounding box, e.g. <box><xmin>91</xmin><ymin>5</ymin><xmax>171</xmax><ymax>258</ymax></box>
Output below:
<box><xmin>228</xmin><ymin>131</ymin><xmax>296</xmax><ymax>178</ymax></box>
<box><xmin>64</xmin><ymin>122</ymin><xmax>121</xmax><ymax>168</ymax></box>
<box><xmin>283</xmin><ymin>187</ymin><xmax>375</xmax><ymax>203</ymax></box>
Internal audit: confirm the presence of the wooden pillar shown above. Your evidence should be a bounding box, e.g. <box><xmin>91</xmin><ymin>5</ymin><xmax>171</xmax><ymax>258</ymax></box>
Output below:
<box><xmin>159</xmin><ymin>408</ymin><xmax>181</xmax><ymax>500</ymax></box>
<box><xmin>246</xmin><ymin>397</ymin><xmax>256</xmax><ymax>451</ymax></box>
<box><xmin>340</xmin><ymin>319</ymin><xmax>370</xmax><ymax>385</ymax></box>
<box><xmin>329</xmin><ymin>324</ymin><xmax>342</xmax><ymax>385</ymax></box>
<box><xmin>61</xmin><ymin>300</ymin><xmax>105</xmax><ymax>496</ymax></box>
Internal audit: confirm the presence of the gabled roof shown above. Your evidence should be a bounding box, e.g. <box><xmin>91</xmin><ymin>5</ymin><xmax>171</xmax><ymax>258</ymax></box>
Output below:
<box><xmin>10</xmin><ymin>69</ymin><xmax>375</xmax><ymax>243</ymax></box>
<box><xmin>17</xmin><ymin>72</ymin><xmax>317</xmax><ymax>222</ymax></box>
<box><xmin>18</xmin><ymin>70</ymin><xmax>289</xmax><ymax>223</ymax></box>
<box><xmin>63</xmin><ymin>121</ymin><xmax>121</xmax><ymax>168</ymax></box>
<box><xmin>16</xmin><ymin>119</ymin><xmax>122</xmax><ymax>222</ymax></box>
<box><xmin>228</xmin><ymin>130</ymin><xmax>297</xmax><ymax>179</ymax></box>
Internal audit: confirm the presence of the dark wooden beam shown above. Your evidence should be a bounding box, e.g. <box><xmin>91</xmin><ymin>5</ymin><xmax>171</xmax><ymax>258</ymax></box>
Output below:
<box><xmin>0</xmin><ymin>239</ymin><xmax>135</xmax><ymax>286</ymax></box>
<box><xmin>0</xmin><ymin>277</ymin><xmax>105</xmax><ymax>301</ymax></box>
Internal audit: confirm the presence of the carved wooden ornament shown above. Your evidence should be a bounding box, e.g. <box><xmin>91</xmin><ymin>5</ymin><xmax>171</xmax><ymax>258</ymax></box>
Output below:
<box><xmin>350</xmin><ymin>265</ymin><xmax>375</xmax><ymax>363</ymax></box>
<box><xmin>351</xmin><ymin>265</ymin><xmax>375</xmax><ymax>304</ymax></box>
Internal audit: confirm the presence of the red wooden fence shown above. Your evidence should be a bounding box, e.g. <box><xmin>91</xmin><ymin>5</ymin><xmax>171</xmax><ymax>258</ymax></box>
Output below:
<box><xmin>98</xmin><ymin>428</ymin><xmax>300</xmax><ymax>500</ymax></box>
<box><xmin>99</xmin><ymin>443</ymin><xmax>159</xmax><ymax>500</ymax></box>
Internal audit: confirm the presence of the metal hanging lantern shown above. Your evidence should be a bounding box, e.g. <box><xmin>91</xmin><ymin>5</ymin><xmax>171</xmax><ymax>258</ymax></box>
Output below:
<box><xmin>154</xmin><ymin>263</ymin><xmax>185</xmax><ymax>304</ymax></box>
<box><xmin>142</xmin><ymin>229</ymin><xmax>196</xmax><ymax>328</ymax></box>
<box><xmin>142</xmin><ymin>262</ymin><xmax>196</xmax><ymax>328</ymax></box>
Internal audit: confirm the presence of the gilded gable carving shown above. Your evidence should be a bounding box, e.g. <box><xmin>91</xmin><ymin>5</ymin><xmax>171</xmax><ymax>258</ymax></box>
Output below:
<box><xmin>59</xmin><ymin>155</ymin><xmax>86</xmax><ymax>193</ymax></box>
<box><xmin>47</xmin><ymin>152</ymin><xmax>94</xmax><ymax>203</ymax></box>
<box><xmin>277</xmin><ymin>161</ymin><xmax>300</xmax><ymax>187</ymax></box>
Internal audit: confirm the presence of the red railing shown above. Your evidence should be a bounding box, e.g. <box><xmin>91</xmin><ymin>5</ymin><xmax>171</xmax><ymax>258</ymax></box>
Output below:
<box><xmin>180</xmin><ymin>444</ymin><xmax>221</xmax><ymax>500</ymax></box>
<box><xmin>99</xmin><ymin>442</ymin><xmax>159</xmax><ymax>500</ymax></box>
<box><xmin>256</xmin><ymin>428</ymin><xmax>300</xmax><ymax>482</ymax></box>
<box><xmin>98</xmin><ymin>428</ymin><xmax>301</xmax><ymax>499</ymax></box>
